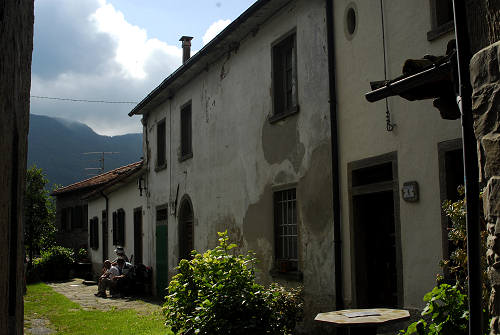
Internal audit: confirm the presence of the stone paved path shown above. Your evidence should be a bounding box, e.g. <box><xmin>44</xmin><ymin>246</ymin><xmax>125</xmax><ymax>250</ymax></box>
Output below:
<box><xmin>24</xmin><ymin>278</ymin><xmax>163</xmax><ymax>334</ymax></box>
<box><xmin>47</xmin><ymin>278</ymin><xmax>163</xmax><ymax>314</ymax></box>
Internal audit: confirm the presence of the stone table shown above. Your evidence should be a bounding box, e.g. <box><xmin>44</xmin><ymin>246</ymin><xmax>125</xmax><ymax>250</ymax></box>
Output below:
<box><xmin>314</xmin><ymin>308</ymin><xmax>410</xmax><ymax>335</ymax></box>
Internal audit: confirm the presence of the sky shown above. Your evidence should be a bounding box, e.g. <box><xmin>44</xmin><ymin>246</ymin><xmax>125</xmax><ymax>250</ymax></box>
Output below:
<box><xmin>30</xmin><ymin>0</ymin><xmax>256</xmax><ymax>136</ymax></box>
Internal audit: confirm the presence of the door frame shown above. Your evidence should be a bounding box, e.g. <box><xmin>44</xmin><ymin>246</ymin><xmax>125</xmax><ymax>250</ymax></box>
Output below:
<box><xmin>347</xmin><ymin>151</ymin><xmax>403</xmax><ymax>307</ymax></box>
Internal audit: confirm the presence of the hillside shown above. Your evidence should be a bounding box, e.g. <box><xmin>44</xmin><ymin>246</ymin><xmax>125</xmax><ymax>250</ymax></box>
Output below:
<box><xmin>27</xmin><ymin>114</ymin><xmax>142</xmax><ymax>188</ymax></box>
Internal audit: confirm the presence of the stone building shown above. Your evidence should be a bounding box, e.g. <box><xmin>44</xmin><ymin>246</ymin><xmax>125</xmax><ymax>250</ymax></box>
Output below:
<box><xmin>125</xmin><ymin>0</ymin><xmax>465</xmax><ymax>331</ymax></box>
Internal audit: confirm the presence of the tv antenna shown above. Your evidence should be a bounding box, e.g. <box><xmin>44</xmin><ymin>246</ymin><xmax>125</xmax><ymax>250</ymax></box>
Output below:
<box><xmin>83</xmin><ymin>152</ymin><xmax>119</xmax><ymax>175</ymax></box>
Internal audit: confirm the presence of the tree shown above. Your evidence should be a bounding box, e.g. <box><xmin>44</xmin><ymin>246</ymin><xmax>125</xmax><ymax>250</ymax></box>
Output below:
<box><xmin>24</xmin><ymin>166</ymin><xmax>56</xmax><ymax>268</ymax></box>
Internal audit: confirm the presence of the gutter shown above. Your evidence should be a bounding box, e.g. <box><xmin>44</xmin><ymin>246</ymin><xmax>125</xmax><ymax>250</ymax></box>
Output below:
<box><xmin>325</xmin><ymin>0</ymin><xmax>344</xmax><ymax>310</ymax></box>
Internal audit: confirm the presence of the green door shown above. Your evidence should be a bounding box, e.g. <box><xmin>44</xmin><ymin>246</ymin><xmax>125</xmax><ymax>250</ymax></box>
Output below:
<box><xmin>156</xmin><ymin>207</ymin><xmax>169</xmax><ymax>298</ymax></box>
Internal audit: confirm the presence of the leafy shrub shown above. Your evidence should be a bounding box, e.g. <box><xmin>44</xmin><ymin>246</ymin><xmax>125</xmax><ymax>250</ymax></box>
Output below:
<box><xmin>32</xmin><ymin>245</ymin><xmax>75</xmax><ymax>281</ymax></box>
<box><xmin>163</xmin><ymin>231</ymin><xmax>303</xmax><ymax>335</ymax></box>
<box><xmin>440</xmin><ymin>186</ymin><xmax>488</xmax><ymax>305</ymax></box>
<box><xmin>74</xmin><ymin>248</ymin><xmax>89</xmax><ymax>262</ymax></box>
<box><xmin>399</xmin><ymin>284</ymin><xmax>469</xmax><ymax>335</ymax></box>
<box><xmin>399</xmin><ymin>187</ymin><xmax>490</xmax><ymax>334</ymax></box>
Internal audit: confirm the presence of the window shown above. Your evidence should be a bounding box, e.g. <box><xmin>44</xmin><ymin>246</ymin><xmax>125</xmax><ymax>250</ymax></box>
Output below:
<box><xmin>156</xmin><ymin>205</ymin><xmax>168</xmax><ymax>224</ymax></box>
<box><xmin>89</xmin><ymin>217</ymin><xmax>99</xmax><ymax>250</ymax></box>
<box><xmin>271</xmin><ymin>32</ymin><xmax>298</xmax><ymax>122</ymax></box>
<box><xmin>180</xmin><ymin>102</ymin><xmax>192</xmax><ymax>160</ymax></box>
<box><xmin>112</xmin><ymin>209</ymin><xmax>125</xmax><ymax>246</ymax></box>
<box><xmin>61</xmin><ymin>208</ymin><xmax>69</xmax><ymax>231</ymax></box>
<box><xmin>156</xmin><ymin>118</ymin><xmax>166</xmax><ymax>169</ymax></box>
<box><xmin>274</xmin><ymin>189</ymin><xmax>298</xmax><ymax>272</ymax></box>
<box><xmin>428</xmin><ymin>0</ymin><xmax>454</xmax><ymax>41</ymax></box>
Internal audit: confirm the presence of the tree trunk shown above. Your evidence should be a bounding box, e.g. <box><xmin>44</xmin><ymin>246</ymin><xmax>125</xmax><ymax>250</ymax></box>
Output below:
<box><xmin>0</xmin><ymin>1</ymin><xmax>34</xmax><ymax>334</ymax></box>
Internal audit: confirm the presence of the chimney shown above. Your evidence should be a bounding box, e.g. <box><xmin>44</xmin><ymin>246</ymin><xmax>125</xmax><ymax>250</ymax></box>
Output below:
<box><xmin>180</xmin><ymin>36</ymin><xmax>194</xmax><ymax>64</ymax></box>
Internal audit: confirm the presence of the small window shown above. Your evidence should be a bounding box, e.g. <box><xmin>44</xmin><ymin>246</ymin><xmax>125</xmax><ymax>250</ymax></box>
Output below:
<box><xmin>72</xmin><ymin>205</ymin><xmax>83</xmax><ymax>229</ymax></box>
<box><xmin>89</xmin><ymin>217</ymin><xmax>99</xmax><ymax>250</ymax></box>
<box><xmin>156</xmin><ymin>118</ymin><xmax>166</xmax><ymax>169</ymax></box>
<box><xmin>156</xmin><ymin>205</ymin><xmax>168</xmax><ymax>224</ymax></box>
<box><xmin>180</xmin><ymin>102</ymin><xmax>192</xmax><ymax>161</ymax></box>
<box><xmin>274</xmin><ymin>189</ymin><xmax>298</xmax><ymax>272</ymax></box>
<box><xmin>61</xmin><ymin>208</ymin><xmax>69</xmax><ymax>231</ymax></box>
<box><xmin>271</xmin><ymin>32</ymin><xmax>298</xmax><ymax>122</ymax></box>
<box><xmin>112</xmin><ymin>209</ymin><xmax>125</xmax><ymax>246</ymax></box>
<box><xmin>428</xmin><ymin>0</ymin><xmax>454</xmax><ymax>41</ymax></box>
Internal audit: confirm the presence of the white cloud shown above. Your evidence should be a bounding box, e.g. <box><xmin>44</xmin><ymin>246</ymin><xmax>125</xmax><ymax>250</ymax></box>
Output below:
<box><xmin>202</xmin><ymin>19</ymin><xmax>231</xmax><ymax>46</ymax></box>
<box><xmin>31</xmin><ymin>0</ymin><xmax>183</xmax><ymax>135</ymax></box>
<box><xmin>90</xmin><ymin>1</ymin><xmax>182</xmax><ymax>79</ymax></box>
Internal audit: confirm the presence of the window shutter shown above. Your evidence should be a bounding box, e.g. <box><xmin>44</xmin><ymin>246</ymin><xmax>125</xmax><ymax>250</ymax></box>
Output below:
<box><xmin>112</xmin><ymin>211</ymin><xmax>117</xmax><ymax>245</ymax></box>
<box><xmin>94</xmin><ymin>218</ymin><xmax>99</xmax><ymax>249</ymax></box>
<box><xmin>118</xmin><ymin>209</ymin><xmax>125</xmax><ymax>246</ymax></box>
<box><xmin>89</xmin><ymin>218</ymin><xmax>94</xmax><ymax>249</ymax></box>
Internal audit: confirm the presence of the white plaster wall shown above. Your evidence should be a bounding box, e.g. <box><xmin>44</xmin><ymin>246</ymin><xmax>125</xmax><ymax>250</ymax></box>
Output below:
<box><xmin>142</xmin><ymin>0</ymin><xmax>335</xmax><ymax>323</ymax></box>
<box><xmin>333</xmin><ymin>0</ymin><xmax>460</xmax><ymax>309</ymax></box>
<box><xmin>87</xmin><ymin>179</ymin><xmax>149</xmax><ymax>273</ymax></box>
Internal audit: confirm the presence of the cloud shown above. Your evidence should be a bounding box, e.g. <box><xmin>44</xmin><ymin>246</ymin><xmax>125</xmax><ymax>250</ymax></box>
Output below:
<box><xmin>31</xmin><ymin>0</ymin><xmax>182</xmax><ymax>135</ymax></box>
<box><xmin>31</xmin><ymin>1</ymin><xmax>234</xmax><ymax>136</ymax></box>
<box><xmin>202</xmin><ymin>19</ymin><xmax>231</xmax><ymax>45</ymax></box>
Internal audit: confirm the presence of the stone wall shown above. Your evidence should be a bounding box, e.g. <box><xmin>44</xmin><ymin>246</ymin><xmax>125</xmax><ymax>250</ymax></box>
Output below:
<box><xmin>470</xmin><ymin>40</ymin><xmax>500</xmax><ymax>334</ymax></box>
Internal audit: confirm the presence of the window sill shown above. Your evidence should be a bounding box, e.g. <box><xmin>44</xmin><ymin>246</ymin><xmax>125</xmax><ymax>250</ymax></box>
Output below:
<box><xmin>179</xmin><ymin>152</ymin><xmax>193</xmax><ymax>162</ymax></box>
<box><xmin>427</xmin><ymin>21</ymin><xmax>454</xmax><ymax>41</ymax></box>
<box><xmin>268</xmin><ymin>105</ymin><xmax>299</xmax><ymax>124</ymax></box>
<box><xmin>269</xmin><ymin>268</ymin><xmax>303</xmax><ymax>282</ymax></box>
<box><xmin>155</xmin><ymin>163</ymin><xmax>167</xmax><ymax>172</ymax></box>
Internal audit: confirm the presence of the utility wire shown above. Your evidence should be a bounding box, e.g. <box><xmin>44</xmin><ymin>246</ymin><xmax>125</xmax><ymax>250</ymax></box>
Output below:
<box><xmin>30</xmin><ymin>95</ymin><xmax>138</xmax><ymax>104</ymax></box>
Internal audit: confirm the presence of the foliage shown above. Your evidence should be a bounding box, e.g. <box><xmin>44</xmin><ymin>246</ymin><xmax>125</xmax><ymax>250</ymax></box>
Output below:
<box><xmin>163</xmin><ymin>231</ymin><xmax>303</xmax><ymax>335</ymax></box>
<box><xmin>74</xmin><ymin>248</ymin><xmax>89</xmax><ymax>261</ymax></box>
<box><xmin>31</xmin><ymin>246</ymin><xmax>75</xmax><ymax>281</ymax></box>
<box><xmin>440</xmin><ymin>186</ymin><xmax>489</xmax><ymax>306</ymax></box>
<box><xmin>399</xmin><ymin>186</ymin><xmax>490</xmax><ymax>334</ymax></box>
<box><xmin>24</xmin><ymin>165</ymin><xmax>56</xmax><ymax>265</ymax></box>
<box><xmin>24</xmin><ymin>282</ymin><xmax>171</xmax><ymax>335</ymax></box>
<box><xmin>398</xmin><ymin>284</ymin><xmax>470</xmax><ymax>335</ymax></box>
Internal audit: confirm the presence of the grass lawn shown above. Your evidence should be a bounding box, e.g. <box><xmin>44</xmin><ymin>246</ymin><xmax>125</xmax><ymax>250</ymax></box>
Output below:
<box><xmin>24</xmin><ymin>282</ymin><xmax>174</xmax><ymax>335</ymax></box>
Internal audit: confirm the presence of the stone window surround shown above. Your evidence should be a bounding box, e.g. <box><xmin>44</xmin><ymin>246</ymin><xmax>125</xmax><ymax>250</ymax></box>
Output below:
<box><xmin>427</xmin><ymin>0</ymin><xmax>455</xmax><ymax>41</ymax></box>
<box><xmin>269</xmin><ymin>28</ymin><xmax>299</xmax><ymax>124</ymax></box>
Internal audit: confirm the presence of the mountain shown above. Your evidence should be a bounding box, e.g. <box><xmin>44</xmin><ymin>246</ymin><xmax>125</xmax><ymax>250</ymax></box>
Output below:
<box><xmin>28</xmin><ymin>114</ymin><xmax>143</xmax><ymax>188</ymax></box>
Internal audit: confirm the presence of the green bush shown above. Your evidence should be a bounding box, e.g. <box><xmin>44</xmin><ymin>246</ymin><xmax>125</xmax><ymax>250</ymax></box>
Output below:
<box><xmin>399</xmin><ymin>284</ymin><xmax>469</xmax><ymax>335</ymax></box>
<box><xmin>32</xmin><ymin>246</ymin><xmax>75</xmax><ymax>281</ymax></box>
<box><xmin>163</xmin><ymin>231</ymin><xmax>303</xmax><ymax>335</ymax></box>
<box><xmin>74</xmin><ymin>248</ymin><xmax>89</xmax><ymax>262</ymax></box>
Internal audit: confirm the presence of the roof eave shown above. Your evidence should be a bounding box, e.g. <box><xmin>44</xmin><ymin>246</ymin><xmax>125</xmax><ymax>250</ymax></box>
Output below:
<box><xmin>129</xmin><ymin>0</ymin><xmax>292</xmax><ymax>117</ymax></box>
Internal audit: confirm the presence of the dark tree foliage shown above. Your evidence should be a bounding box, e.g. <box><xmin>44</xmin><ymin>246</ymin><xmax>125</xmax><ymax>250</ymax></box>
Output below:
<box><xmin>24</xmin><ymin>166</ymin><xmax>56</xmax><ymax>268</ymax></box>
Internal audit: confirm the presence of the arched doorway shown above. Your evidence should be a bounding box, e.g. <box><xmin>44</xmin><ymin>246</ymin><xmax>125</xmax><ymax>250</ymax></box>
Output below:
<box><xmin>178</xmin><ymin>196</ymin><xmax>194</xmax><ymax>262</ymax></box>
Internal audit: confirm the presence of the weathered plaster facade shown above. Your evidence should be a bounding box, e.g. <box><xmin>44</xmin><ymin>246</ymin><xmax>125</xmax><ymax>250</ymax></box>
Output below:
<box><xmin>53</xmin><ymin>192</ymin><xmax>89</xmax><ymax>250</ymax></box>
<box><xmin>87</xmin><ymin>175</ymin><xmax>149</xmax><ymax>275</ymax></box>
<box><xmin>140</xmin><ymin>0</ymin><xmax>333</xmax><ymax>330</ymax></box>
<box><xmin>333</xmin><ymin>0</ymin><xmax>462</xmax><ymax>311</ymax></box>
<box><xmin>130</xmin><ymin>0</ymin><xmax>467</xmax><ymax>332</ymax></box>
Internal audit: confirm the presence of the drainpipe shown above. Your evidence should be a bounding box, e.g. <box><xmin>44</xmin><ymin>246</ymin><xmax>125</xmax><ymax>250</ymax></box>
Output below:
<box><xmin>451</xmin><ymin>1</ymin><xmax>482</xmax><ymax>334</ymax></box>
<box><xmin>325</xmin><ymin>0</ymin><xmax>344</xmax><ymax>310</ymax></box>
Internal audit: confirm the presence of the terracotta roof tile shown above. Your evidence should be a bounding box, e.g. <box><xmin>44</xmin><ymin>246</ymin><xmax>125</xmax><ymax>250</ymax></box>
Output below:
<box><xmin>51</xmin><ymin>161</ymin><xmax>143</xmax><ymax>196</ymax></box>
